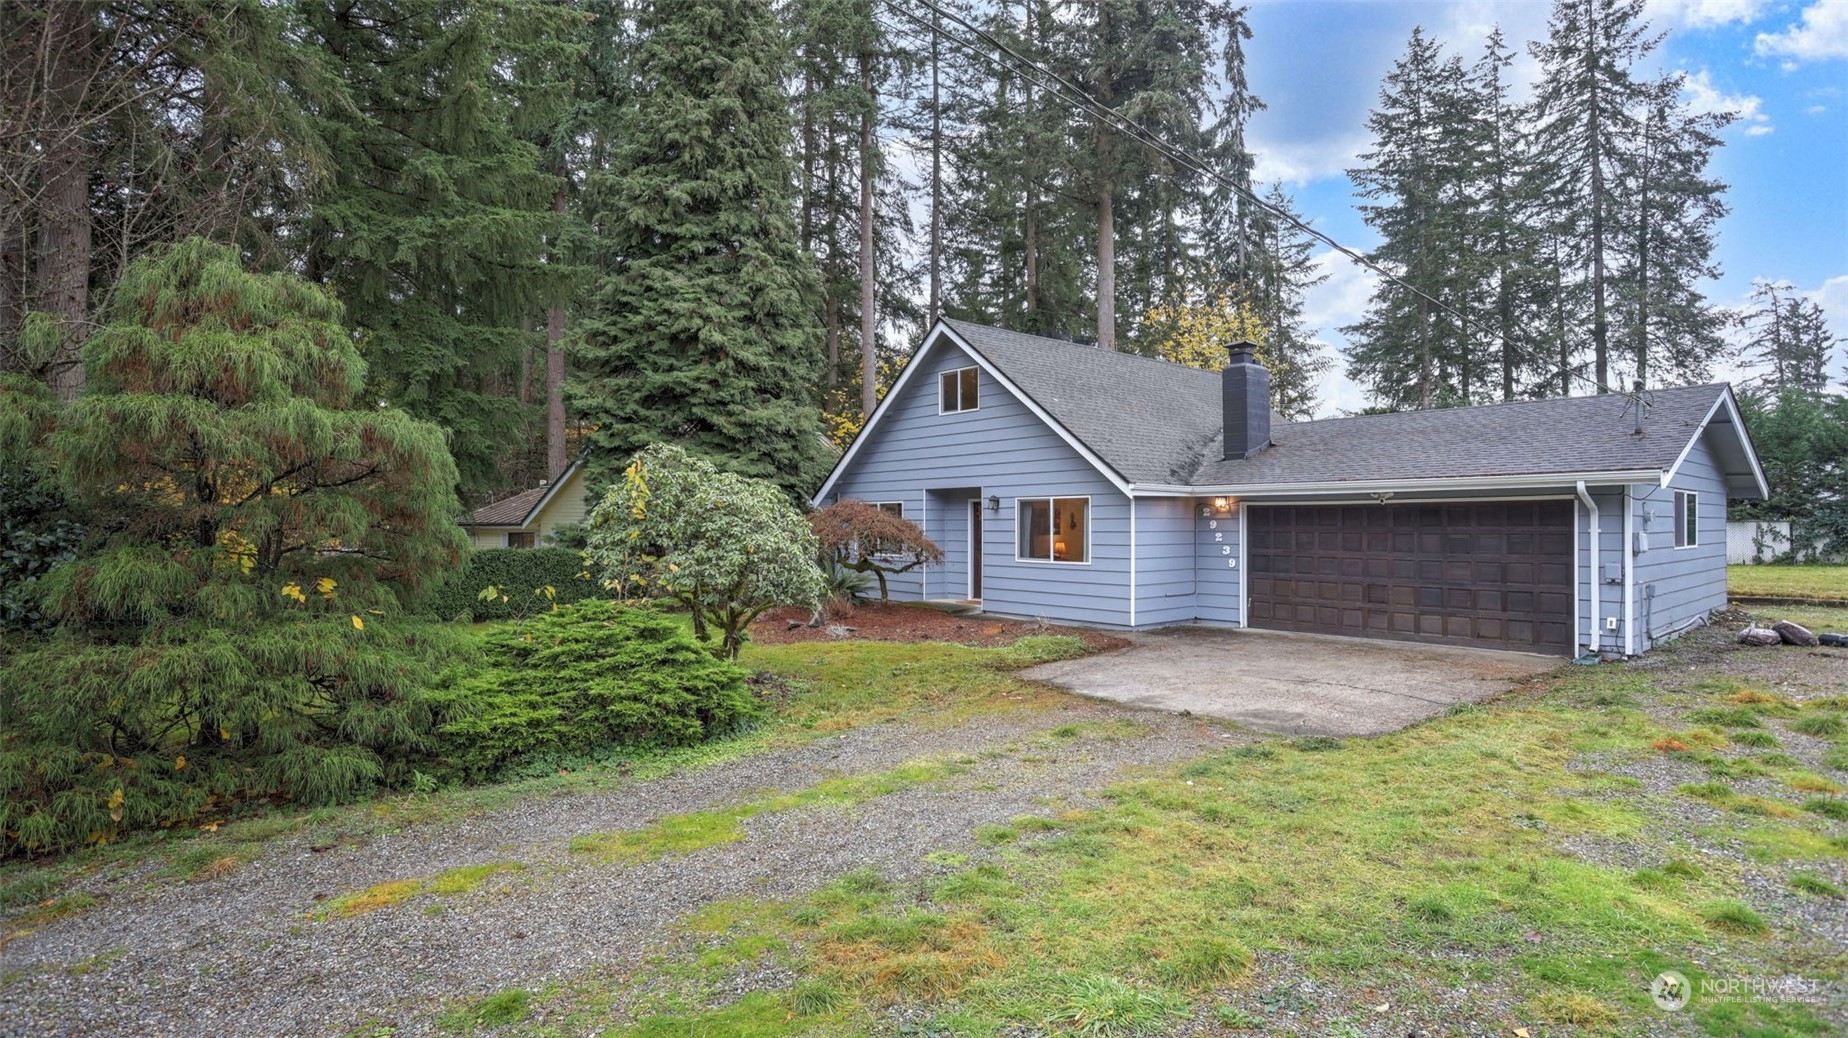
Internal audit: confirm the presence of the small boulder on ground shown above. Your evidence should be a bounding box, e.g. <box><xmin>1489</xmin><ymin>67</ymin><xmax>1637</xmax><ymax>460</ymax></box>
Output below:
<box><xmin>1738</xmin><ymin>626</ymin><xmax>1783</xmax><ymax>646</ymax></box>
<box><xmin>1773</xmin><ymin>620</ymin><xmax>1820</xmax><ymax>647</ymax></box>
<box><xmin>1820</xmin><ymin>632</ymin><xmax>1847</xmax><ymax>648</ymax></box>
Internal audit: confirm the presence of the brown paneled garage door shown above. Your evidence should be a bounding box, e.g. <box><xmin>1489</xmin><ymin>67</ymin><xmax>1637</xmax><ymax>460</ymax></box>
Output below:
<box><xmin>1247</xmin><ymin>501</ymin><xmax>1574</xmax><ymax>655</ymax></box>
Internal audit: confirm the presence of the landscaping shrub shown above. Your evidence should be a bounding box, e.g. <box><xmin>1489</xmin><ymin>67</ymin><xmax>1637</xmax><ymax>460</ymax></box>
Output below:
<box><xmin>0</xmin><ymin>617</ymin><xmax>470</xmax><ymax>855</ymax></box>
<box><xmin>0</xmin><ymin>240</ymin><xmax>472</xmax><ymax>857</ymax></box>
<box><xmin>427</xmin><ymin>600</ymin><xmax>758</xmax><ymax>782</ymax></box>
<box><xmin>419</xmin><ymin>548</ymin><xmax>601</xmax><ymax>621</ymax></box>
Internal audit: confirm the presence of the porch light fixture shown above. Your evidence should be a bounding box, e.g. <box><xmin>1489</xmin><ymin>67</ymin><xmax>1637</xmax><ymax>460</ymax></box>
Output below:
<box><xmin>1212</xmin><ymin>496</ymin><xmax>1231</xmax><ymax>513</ymax></box>
<box><xmin>987</xmin><ymin>494</ymin><xmax>1000</xmax><ymax>513</ymax></box>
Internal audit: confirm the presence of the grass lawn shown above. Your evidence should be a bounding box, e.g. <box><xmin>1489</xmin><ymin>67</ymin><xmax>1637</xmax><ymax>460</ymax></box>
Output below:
<box><xmin>1728</xmin><ymin>564</ymin><xmax>1848</xmax><ymax>601</ymax></box>
<box><xmin>7</xmin><ymin>612</ymin><xmax>1844</xmax><ymax>1037</ymax></box>
<box><xmin>464</xmin><ymin>609</ymin><xmax>1847</xmax><ymax>1038</ymax></box>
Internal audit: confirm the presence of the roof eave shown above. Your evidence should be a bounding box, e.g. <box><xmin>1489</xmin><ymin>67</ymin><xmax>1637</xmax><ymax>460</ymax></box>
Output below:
<box><xmin>1128</xmin><ymin>469</ymin><xmax>1668</xmax><ymax>497</ymax></box>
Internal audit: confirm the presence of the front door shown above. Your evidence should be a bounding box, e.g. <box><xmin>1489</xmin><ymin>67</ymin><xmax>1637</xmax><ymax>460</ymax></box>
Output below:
<box><xmin>969</xmin><ymin>499</ymin><xmax>983</xmax><ymax>600</ymax></box>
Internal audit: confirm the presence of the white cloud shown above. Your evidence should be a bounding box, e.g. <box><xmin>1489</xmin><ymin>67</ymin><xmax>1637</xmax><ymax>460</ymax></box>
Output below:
<box><xmin>1648</xmin><ymin>0</ymin><xmax>1770</xmax><ymax>29</ymax></box>
<box><xmin>1814</xmin><ymin>274</ymin><xmax>1848</xmax><ymax>342</ymax></box>
<box><xmin>1755</xmin><ymin>1</ymin><xmax>1848</xmax><ymax>62</ymax></box>
<box><xmin>1679</xmin><ymin>68</ymin><xmax>1774</xmax><ymax>135</ymax></box>
<box><xmin>1249</xmin><ymin>133</ymin><xmax>1371</xmax><ymax>188</ymax></box>
<box><xmin>1807</xmin><ymin>103</ymin><xmax>1829</xmax><ymax>113</ymax></box>
<box><xmin>1300</xmin><ymin>249</ymin><xmax>1377</xmax><ymax>415</ymax></box>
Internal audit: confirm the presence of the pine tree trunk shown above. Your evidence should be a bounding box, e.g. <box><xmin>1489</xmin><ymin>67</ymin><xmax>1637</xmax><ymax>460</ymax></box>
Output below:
<box><xmin>1023</xmin><ymin>2</ymin><xmax>1040</xmax><ymax>322</ymax></box>
<box><xmin>858</xmin><ymin>54</ymin><xmax>877</xmax><ymax>418</ymax></box>
<box><xmin>928</xmin><ymin>8</ymin><xmax>942</xmax><ymax>326</ymax></box>
<box><xmin>1098</xmin><ymin>179</ymin><xmax>1115</xmax><ymax>349</ymax></box>
<box><xmin>547</xmin><ymin>182</ymin><xmax>568</xmax><ymax>479</ymax></box>
<box><xmin>1587</xmin><ymin>0</ymin><xmax>1609</xmax><ymax>394</ymax></box>
<box><xmin>1553</xmin><ymin>238</ymin><xmax>1571</xmax><ymax>395</ymax></box>
<box><xmin>37</xmin><ymin>0</ymin><xmax>96</xmax><ymax>401</ymax></box>
<box><xmin>0</xmin><ymin>224</ymin><xmax>21</xmax><ymax>367</ymax></box>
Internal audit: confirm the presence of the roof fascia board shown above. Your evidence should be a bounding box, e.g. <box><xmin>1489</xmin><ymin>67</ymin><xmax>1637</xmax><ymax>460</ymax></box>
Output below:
<box><xmin>812</xmin><ymin>324</ymin><xmax>950</xmax><ymax>504</ymax></box>
<box><xmin>1660</xmin><ymin>388</ymin><xmax>1769</xmax><ymax>499</ymax></box>
<box><xmin>514</xmin><ymin>458</ymin><xmax>584</xmax><ymax>527</ymax></box>
<box><xmin>940</xmin><ymin>324</ymin><xmax>1132</xmax><ymax>494</ymax></box>
<box><xmin>813</xmin><ymin>322</ymin><xmax>1133</xmax><ymax>503</ymax></box>
<box><xmin>1127</xmin><ymin>470</ymin><xmax>1666</xmax><ymax>497</ymax></box>
<box><xmin>462</xmin><ymin>457</ymin><xmax>583</xmax><ymax>529</ymax></box>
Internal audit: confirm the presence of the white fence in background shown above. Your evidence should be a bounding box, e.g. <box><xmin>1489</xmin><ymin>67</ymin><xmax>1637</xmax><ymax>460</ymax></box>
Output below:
<box><xmin>1727</xmin><ymin>520</ymin><xmax>1790</xmax><ymax>564</ymax></box>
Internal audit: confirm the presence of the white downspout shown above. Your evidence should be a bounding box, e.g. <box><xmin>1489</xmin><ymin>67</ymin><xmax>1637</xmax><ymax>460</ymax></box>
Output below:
<box><xmin>1576</xmin><ymin>481</ymin><xmax>1599</xmax><ymax>657</ymax></box>
<box><xmin>1622</xmin><ymin>485</ymin><xmax>1635</xmax><ymax>656</ymax></box>
<box><xmin>1128</xmin><ymin>495</ymin><xmax>1138</xmax><ymax>628</ymax></box>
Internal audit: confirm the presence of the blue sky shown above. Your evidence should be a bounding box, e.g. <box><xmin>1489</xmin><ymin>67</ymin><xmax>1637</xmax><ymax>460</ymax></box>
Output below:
<box><xmin>1235</xmin><ymin>0</ymin><xmax>1848</xmax><ymax>413</ymax></box>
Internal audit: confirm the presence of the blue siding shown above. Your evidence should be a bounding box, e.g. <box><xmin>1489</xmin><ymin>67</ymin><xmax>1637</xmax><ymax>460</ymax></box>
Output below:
<box><xmin>1132</xmin><ymin>497</ymin><xmax>1198</xmax><ymax>626</ymax></box>
<box><xmin>827</xmin><ymin>336</ymin><xmax>1134</xmax><ymax>627</ymax></box>
<box><xmin>830</xmin><ymin>329</ymin><xmax>1738</xmax><ymax>653</ymax></box>
<box><xmin>1193</xmin><ymin>503</ymin><xmax>1242</xmax><ymax>625</ymax></box>
<box><xmin>1633</xmin><ymin>433</ymin><xmax>1729</xmax><ymax>649</ymax></box>
<box><xmin>1578</xmin><ymin>489</ymin><xmax>1626</xmax><ymax>654</ymax></box>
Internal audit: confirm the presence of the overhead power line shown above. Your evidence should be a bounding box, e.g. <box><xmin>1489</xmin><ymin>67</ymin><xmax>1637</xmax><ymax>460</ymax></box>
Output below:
<box><xmin>883</xmin><ymin>0</ymin><xmax>1636</xmax><ymax>401</ymax></box>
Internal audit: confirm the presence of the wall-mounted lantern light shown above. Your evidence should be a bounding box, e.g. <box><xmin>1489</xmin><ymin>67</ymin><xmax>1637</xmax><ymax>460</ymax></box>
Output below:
<box><xmin>987</xmin><ymin>494</ymin><xmax>1001</xmax><ymax>513</ymax></box>
<box><xmin>1212</xmin><ymin>496</ymin><xmax>1231</xmax><ymax>513</ymax></box>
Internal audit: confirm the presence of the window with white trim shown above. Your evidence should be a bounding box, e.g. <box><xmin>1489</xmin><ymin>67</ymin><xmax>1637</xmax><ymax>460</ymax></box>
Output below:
<box><xmin>505</xmin><ymin>531</ymin><xmax>536</xmax><ymax>549</ymax></box>
<box><xmin>1674</xmin><ymin>490</ymin><xmax>1698</xmax><ymax>548</ymax></box>
<box><xmin>1017</xmin><ymin>497</ymin><xmax>1089</xmax><ymax>563</ymax></box>
<box><xmin>872</xmin><ymin>502</ymin><xmax>904</xmax><ymax>556</ymax></box>
<box><xmin>939</xmin><ymin>366</ymin><xmax>979</xmax><ymax>413</ymax></box>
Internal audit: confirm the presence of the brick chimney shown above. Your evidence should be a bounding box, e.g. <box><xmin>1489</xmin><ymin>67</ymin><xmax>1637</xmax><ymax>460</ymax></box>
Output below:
<box><xmin>1221</xmin><ymin>341</ymin><xmax>1271</xmax><ymax>460</ymax></box>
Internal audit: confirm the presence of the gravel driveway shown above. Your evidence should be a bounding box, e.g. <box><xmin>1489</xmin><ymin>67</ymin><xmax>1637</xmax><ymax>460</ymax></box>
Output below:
<box><xmin>0</xmin><ymin>701</ymin><xmax>1237</xmax><ymax>1037</ymax></box>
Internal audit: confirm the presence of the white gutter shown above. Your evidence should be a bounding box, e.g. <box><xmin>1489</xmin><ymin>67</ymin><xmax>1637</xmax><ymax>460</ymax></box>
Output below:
<box><xmin>1128</xmin><ymin>469</ymin><xmax>1664</xmax><ymax>498</ymax></box>
<box><xmin>1576</xmin><ymin>481</ymin><xmax>1599</xmax><ymax>657</ymax></box>
<box><xmin>1622</xmin><ymin>485</ymin><xmax>1635</xmax><ymax>657</ymax></box>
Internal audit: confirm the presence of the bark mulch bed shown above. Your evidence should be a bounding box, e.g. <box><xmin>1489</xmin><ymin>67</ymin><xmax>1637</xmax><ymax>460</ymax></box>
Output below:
<box><xmin>750</xmin><ymin>602</ymin><xmax>1131</xmax><ymax>652</ymax></box>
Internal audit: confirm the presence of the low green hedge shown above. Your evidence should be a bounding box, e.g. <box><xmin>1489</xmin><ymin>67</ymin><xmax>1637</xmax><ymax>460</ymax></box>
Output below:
<box><xmin>420</xmin><ymin>547</ymin><xmax>603</xmax><ymax>621</ymax></box>
<box><xmin>425</xmin><ymin>600</ymin><xmax>758</xmax><ymax>782</ymax></box>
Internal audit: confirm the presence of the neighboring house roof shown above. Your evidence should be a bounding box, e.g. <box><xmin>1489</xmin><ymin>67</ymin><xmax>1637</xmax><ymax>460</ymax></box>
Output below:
<box><xmin>462</xmin><ymin>457</ymin><xmax>585</xmax><ymax>528</ymax></box>
<box><xmin>822</xmin><ymin>319</ymin><xmax>1767</xmax><ymax>500</ymax></box>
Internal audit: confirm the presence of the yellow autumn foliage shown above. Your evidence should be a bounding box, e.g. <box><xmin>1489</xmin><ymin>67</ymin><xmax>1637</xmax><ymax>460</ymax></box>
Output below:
<box><xmin>1142</xmin><ymin>294</ymin><xmax>1270</xmax><ymax>372</ymax></box>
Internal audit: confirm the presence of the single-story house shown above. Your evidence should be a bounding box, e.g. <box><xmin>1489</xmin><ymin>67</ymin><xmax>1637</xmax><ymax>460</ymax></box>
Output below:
<box><xmin>460</xmin><ymin>458</ymin><xmax>591</xmax><ymax>549</ymax></box>
<box><xmin>814</xmin><ymin>319</ymin><xmax>1769</xmax><ymax>658</ymax></box>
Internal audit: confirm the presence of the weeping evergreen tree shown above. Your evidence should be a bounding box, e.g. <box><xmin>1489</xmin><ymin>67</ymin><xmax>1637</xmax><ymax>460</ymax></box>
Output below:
<box><xmin>570</xmin><ymin>0</ymin><xmax>832</xmax><ymax>498</ymax></box>
<box><xmin>0</xmin><ymin>239</ymin><xmax>470</xmax><ymax>855</ymax></box>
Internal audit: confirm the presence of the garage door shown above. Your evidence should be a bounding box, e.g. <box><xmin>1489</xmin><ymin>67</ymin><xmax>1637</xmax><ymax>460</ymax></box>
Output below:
<box><xmin>1247</xmin><ymin>501</ymin><xmax>1574</xmax><ymax>656</ymax></box>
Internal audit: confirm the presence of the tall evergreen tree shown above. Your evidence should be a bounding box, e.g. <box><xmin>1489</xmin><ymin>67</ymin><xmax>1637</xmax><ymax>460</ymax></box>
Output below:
<box><xmin>1745</xmin><ymin>280</ymin><xmax>1838</xmax><ymax>397</ymax></box>
<box><xmin>1463</xmin><ymin>26</ymin><xmax>1547</xmax><ymax>401</ymax></box>
<box><xmin>1345</xmin><ymin>28</ymin><xmax>1476</xmax><ymax>409</ymax></box>
<box><xmin>570</xmin><ymin>0</ymin><xmax>831</xmax><ymax>498</ymax></box>
<box><xmin>1059</xmin><ymin>0</ymin><xmax>1216</xmax><ymax>350</ymax></box>
<box><xmin>1528</xmin><ymin>0</ymin><xmax>1661</xmax><ymax>394</ymax></box>
<box><xmin>1614</xmin><ymin>83</ymin><xmax>1732</xmax><ymax>387</ymax></box>
<box><xmin>298</xmin><ymin>0</ymin><xmax>578</xmax><ymax>493</ymax></box>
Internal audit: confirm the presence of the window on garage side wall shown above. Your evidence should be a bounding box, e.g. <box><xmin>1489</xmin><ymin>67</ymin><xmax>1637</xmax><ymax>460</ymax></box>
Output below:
<box><xmin>1017</xmin><ymin>497</ymin><xmax>1089</xmax><ymax>563</ymax></box>
<box><xmin>1674</xmin><ymin>490</ymin><xmax>1698</xmax><ymax>548</ymax></box>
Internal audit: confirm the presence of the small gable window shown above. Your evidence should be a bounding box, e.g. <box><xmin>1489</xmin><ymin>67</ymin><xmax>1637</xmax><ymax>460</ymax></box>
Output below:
<box><xmin>939</xmin><ymin>366</ymin><xmax>979</xmax><ymax>413</ymax></box>
<box><xmin>1017</xmin><ymin>497</ymin><xmax>1089</xmax><ymax>563</ymax></box>
<box><xmin>1674</xmin><ymin>491</ymin><xmax>1698</xmax><ymax>548</ymax></box>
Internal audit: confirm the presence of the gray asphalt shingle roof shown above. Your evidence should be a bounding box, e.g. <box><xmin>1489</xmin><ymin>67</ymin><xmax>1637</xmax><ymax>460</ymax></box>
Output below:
<box><xmin>941</xmin><ymin>318</ymin><xmax>1731</xmax><ymax>489</ymax></box>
